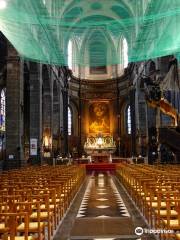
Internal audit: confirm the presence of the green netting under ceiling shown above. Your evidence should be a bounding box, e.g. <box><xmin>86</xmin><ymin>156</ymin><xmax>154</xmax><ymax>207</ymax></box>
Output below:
<box><xmin>0</xmin><ymin>0</ymin><xmax>180</xmax><ymax>67</ymax></box>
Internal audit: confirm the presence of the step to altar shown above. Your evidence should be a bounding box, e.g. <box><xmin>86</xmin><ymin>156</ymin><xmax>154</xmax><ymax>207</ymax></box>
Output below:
<box><xmin>85</xmin><ymin>163</ymin><xmax>116</xmax><ymax>172</ymax></box>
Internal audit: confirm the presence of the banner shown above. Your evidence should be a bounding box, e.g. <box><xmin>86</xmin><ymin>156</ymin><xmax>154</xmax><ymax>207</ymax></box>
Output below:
<box><xmin>30</xmin><ymin>138</ymin><xmax>37</xmax><ymax>156</ymax></box>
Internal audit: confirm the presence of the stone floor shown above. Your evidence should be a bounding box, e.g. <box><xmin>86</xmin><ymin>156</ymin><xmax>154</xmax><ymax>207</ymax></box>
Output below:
<box><xmin>53</xmin><ymin>172</ymin><xmax>156</xmax><ymax>240</ymax></box>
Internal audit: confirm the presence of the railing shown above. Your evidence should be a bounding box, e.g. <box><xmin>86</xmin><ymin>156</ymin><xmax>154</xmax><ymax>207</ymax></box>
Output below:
<box><xmin>159</xmin><ymin>127</ymin><xmax>180</xmax><ymax>151</ymax></box>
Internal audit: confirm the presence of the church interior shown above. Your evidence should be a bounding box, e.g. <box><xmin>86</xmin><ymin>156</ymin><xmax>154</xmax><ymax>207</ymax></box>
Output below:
<box><xmin>0</xmin><ymin>0</ymin><xmax>180</xmax><ymax>239</ymax></box>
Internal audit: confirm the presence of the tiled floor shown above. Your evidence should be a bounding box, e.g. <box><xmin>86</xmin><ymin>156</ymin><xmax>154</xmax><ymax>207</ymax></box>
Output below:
<box><xmin>53</xmin><ymin>172</ymin><xmax>156</xmax><ymax>240</ymax></box>
<box><xmin>76</xmin><ymin>173</ymin><xmax>130</xmax><ymax>218</ymax></box>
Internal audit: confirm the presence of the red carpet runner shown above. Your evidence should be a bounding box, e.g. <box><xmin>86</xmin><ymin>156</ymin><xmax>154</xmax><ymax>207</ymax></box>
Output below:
<box><xmin>86</xmin><ymin>163</ymin><xmax>116</xmax><ymax>172</ymax></box>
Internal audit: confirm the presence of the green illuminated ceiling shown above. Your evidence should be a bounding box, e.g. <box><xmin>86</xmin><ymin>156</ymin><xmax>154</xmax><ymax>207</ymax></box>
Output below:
<box><xmin>0</xmin><ymin>0</ymin><xmax>180</xmax><ymax>66</ymax></box>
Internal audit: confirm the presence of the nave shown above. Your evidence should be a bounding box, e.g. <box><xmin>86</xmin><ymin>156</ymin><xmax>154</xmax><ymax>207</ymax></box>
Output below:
<box><xmin>0</xmin><ymin>163</ymin><xmax>179</xmax><ymax>240</ymax></box>
<box><xmin>1</xmin><ymin>1</ymin><xmax>180</xmax><ymax>239</ymax></box>
<box><xmin>55</xmin><ymin>171</ymin><xmax>148</xmax><ymax>240</ymax></box>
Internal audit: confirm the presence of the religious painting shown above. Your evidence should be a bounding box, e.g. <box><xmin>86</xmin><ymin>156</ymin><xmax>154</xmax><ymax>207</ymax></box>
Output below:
<box><xmin>89</xmin><ymin>102</ymin><xmax>110</xmax><ymax>134</ymax></box>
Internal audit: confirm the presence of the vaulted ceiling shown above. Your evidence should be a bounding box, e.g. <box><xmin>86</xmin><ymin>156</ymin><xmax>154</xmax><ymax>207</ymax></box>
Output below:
<box><xmin>1</xmin><ymin>0</ymin><xmax>179</xmax><ymax>67</ymax></box>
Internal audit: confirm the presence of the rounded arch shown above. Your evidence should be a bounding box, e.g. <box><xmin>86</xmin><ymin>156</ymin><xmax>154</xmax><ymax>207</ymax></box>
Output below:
<box><xmin>79</xmin><ymin>26</ymin><xmax>117</xmax><ymax>67</ymax></box>
<box><xmin>67</xmin><ymin>37</ymin><xmax>79</xmax><ymax>75</ymax></box>
<box><xmin>120</xmin><ymin>100</ymin><xmax>132</xmax><ymax>157</ymax></box>
<box><xmin>60</xmin><ymin>0</ymin><xmax>136</xmax><ymax>69</ymax></box>
<box><xmin>121</xmin><ymin>102</ymin><xmax>132</xmax><ymax>135</ymax></box>
<box><xmin>117</xmin><ymin>35</ymin><xmax>129</xmax><ymax>76</ymax></box>
<box><xmin>61</xmin><ymin>0</ymin><xmax>135</xmax><ymax>31</ymax></box>
<box><xmin>68</xmin><ymin>99</ymin><xmax>79</xmax><ymax>136</ymax></box>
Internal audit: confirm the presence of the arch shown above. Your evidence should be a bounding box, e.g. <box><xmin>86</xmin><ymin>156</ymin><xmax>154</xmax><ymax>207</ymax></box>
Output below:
<box><xmin>66</xmin><ymin>37</ymin><xmax>79</xmax><ymax>76</ymax></box>
<box><xmin>116</xmin><ymin>35</ymin><xmax>129</xmax><ymax>76</ymax></box>
<box><xmin>123</xmin><ymin>38</ymin><xmax>128</xmax><ymax>68</ymax></box>
<box><xmin>120</xmin><ymin>100</ymin><xmax>131</xmax><ymax>135</ymax></box>
<box><xmin>80</xmin><ymin>27</ymin><xmax>117</xmax><ymax>68</ymax></box>
<box><xmin>119</xmin><ymin>100</ymin><xmax>132</xmax><ymax>157</ymax></box>
<box><xmin>118</xmin><ymin>36</ymin><xmax>129</xmax><ymax>72</ymax></box>
<box><xmin>89</xmin><ymin>40</ymin><xmax>107</xmax><ymax>73</ymax></box>
<box><xmin>63</xmin><ymin>6</ymin><xmax>83</xmax><ymax>22</ymax></box>
<box><xmin>69</xmin><ymin>99</ymin><xmax>79</xmax><ymax>136</ymax></box>
<box><xmin>61</xmin><ymin>0</ymin><xmax>135</xmax><ymax>31</ymax></box>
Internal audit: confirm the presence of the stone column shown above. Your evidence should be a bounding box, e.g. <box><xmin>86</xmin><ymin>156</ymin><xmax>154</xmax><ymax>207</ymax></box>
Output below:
<box><xmin>116</xmin><ymin>78</ymin><xmax>121</xmax><ymax>156</ymax></box>
<box><xmin>62</xmin><ymin>88</ymin><xmax>68</xmax><ymax>155</ymax></box>
<box><xmin>29</xmin><ymin>62</ymin><xmax>42</xmax><ymax>165</ymax></box>
<box><xmin>52</xmin><ymin>83</ymin><xmax>60</xmax><ymax>156</ymax></box>
<box><xmin>156</xmin><ymin>107</ymin><xmax>161</xmax><ymax>164</ymax></box>
<box><xmin>78</xmin><ymin>79</ymin><xmax>82</xmax><ymax>156</ymax></box>
<box><xmin>129</xmin><ymin>87</ymin><xmax>137</xmax><ymax>157</ymax></box>
<box><xmin>5</xmin><ymin>44</ymin><xmax>24</xmax><ymax>169</ymax></box>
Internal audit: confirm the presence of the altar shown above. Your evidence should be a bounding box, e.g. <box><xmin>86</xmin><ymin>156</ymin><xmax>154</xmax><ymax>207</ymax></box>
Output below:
<box><xmin>91</xmin><ymin>153</ymin><xmax>110</xmax><ymax>163</ymax></box>
<box><xmin>84</xmin><ymin>135</ymin><xmax>116</xmax><ymax>163</ymax></box>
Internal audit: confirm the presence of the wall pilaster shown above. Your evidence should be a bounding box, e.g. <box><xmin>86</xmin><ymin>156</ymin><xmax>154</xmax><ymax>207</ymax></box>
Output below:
<box><xmin>5</xmin><ymin>44</ymin><xmax>24</xmax><ymax>169</ymax></box>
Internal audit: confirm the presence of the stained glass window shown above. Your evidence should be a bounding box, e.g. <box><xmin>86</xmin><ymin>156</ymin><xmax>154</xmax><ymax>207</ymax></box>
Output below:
<box><xmin>123</xmin><ymin>38</ymin><xmax>128</xmax><ymax>68</ymax></box>
<box><xmin>0</xmin><ymin>89</ymin><xmax>6</xmax><ymax>132</ymax></box>
<box><xmin>127</xmin><ymin>105</ymin><xmax>131</xmax><ymax>134</ymax></box>
<box><xmin>68</xmin><ymin>40</ymin><xmax>73</xmax><ymax>70</ymax></box>
<box><xmin>68</xmin><ymin>107</ymin><xmax>72</xmax><ymax>135</ymax></box>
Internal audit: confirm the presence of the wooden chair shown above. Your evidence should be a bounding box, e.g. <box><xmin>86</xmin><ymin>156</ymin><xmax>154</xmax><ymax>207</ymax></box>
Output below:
<box><xmin>28</xmin><ymin>195</ymin><xmax>53</xmax><ymax>240</ymax></box>
<box><xmin>14</xmin><ymin>202</ymin><xmax>45</xmax><ymax>240</ymax></box>
<box><xmin>0</xmin><ymin>212</ymin><xmax>34</xmax><ymax>240</ymax></box>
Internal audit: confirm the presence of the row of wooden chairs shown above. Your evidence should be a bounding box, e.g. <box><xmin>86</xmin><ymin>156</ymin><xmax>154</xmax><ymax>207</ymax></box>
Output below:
<box><xmin>116</xmin><ymin>164</ymin><xmax>180</xmax><ymax>240</ymax></box>
<box><xmin>0</xmin><ymin>165</ymin><xmax>86</xmax><ymax>240</ymax></box>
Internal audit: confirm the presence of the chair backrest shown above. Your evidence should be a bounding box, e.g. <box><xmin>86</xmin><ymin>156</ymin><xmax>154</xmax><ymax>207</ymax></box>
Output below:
<box><xmin>0</xmin><ymin>212</ymin><xmax>29</xmax><ymax>240</ymax></box>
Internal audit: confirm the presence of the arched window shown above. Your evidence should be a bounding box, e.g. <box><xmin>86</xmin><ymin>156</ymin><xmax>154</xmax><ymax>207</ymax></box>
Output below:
<box><xmin>68</xmin><ymin>40</ymin><xmax>73</xmax><ymax>70</ymax></box>
<box><xmin>119</xmin><ymin>37</ymin><xmax>128</xmax><ymax>75</ymax></box>
<box><xmin>123</xmin><ymin>38</ymin><xmax>128</xmax><ymax>68</ymax></box>
<box><xmin>126</xmin><ymin>105</ymin><xmax>131</xmax><ymax>134</ymax></box>
<box><xmin>0</xmin><ymin>89</ymin><xmax>6</xmax><ymax>132</ymax></box>
<box><xmin>89</xmin><ymin>41</ymin><xmax>107</xmax><ymax>74</ymax></box>
<box><xmin>68</xmin><ymin>107</ymin><xmax>72</xmax><ymax>135</ymax></box>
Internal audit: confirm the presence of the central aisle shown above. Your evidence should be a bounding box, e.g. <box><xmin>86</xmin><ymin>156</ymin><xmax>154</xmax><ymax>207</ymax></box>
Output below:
<box><xmin>76</xmin><ymin>172</ymin><xmax>130</xmax><ymax>218</ymax></box>
<box><xmin>70</xmin><ymin>172</ymin><xmax>136</xmax><ymax>239</ymax></box>
<box><xmin>54</xmin><ymin>172</ymin><xmax>155</xmax><ymax>240</ymax></box>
